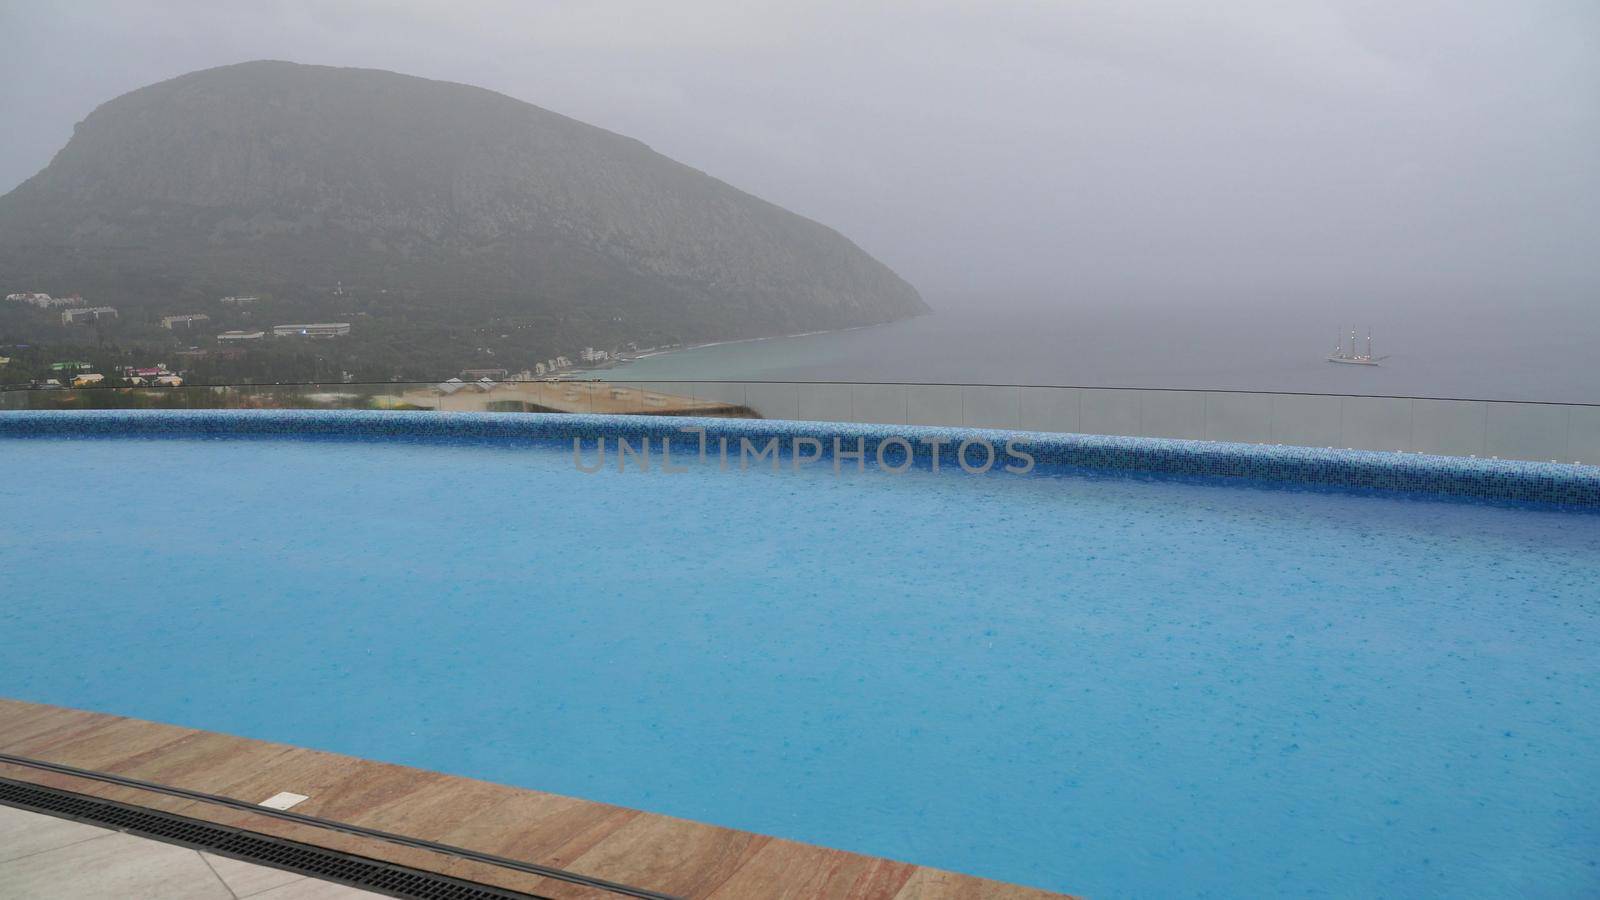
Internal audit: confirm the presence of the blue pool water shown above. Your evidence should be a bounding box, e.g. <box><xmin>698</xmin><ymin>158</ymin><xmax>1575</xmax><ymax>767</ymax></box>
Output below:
<box><xmin>2</xmin><ymin>432</ymin><xmax>1598</xmax><ymax>898</ymax></box>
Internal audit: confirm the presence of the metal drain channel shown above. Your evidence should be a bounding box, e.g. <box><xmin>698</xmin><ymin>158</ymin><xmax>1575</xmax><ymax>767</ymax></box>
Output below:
<box><xmin>0</xmin><ymin>777</ymin><xmax>540</xmax><ymax>899</ymax></box>
<box><xmin>0</xmin><ymin>754</ymin><xmax>681</xmax><ymax>900</ymax></box>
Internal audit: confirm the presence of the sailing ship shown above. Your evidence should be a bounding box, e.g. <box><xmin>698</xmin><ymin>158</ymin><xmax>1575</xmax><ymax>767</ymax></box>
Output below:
<box><xmin>1327</xmin><ymin>329</ymin><xmax>1385</xmax><ymax>366</ymax></box>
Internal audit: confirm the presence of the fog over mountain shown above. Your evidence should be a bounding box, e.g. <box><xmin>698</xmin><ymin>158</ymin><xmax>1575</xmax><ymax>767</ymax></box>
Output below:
<box><xmin>0</xmin><ymin>61</ymin><xmax>924</xmax><ymax>343</ymax></box>
<box><xmin>1</xmin><ymin>1</ymin><xmax>1596</xmax><ymax>310</ymax></box>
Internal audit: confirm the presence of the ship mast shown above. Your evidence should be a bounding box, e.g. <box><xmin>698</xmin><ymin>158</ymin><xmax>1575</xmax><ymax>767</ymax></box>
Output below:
<box><xmin>1366</xmin><ymin>330</ymin><xmax>1372</xmax><ymax>359</ymax></box>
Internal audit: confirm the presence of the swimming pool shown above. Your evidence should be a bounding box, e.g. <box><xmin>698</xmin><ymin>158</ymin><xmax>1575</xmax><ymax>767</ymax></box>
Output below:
<box><xmin>2</xmin><ymin>411</ymin><xmax>1597</xmax><ymax>897</ymax></box>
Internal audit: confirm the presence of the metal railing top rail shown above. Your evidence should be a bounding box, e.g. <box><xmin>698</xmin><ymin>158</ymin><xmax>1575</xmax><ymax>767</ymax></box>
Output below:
<box><xmin>2</xmin><ymin>378</ymin><xmax>1596</xmax><ymax>408</ymax></box>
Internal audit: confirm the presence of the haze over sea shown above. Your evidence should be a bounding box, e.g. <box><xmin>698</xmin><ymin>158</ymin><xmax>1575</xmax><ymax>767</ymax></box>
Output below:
<box><xmin>604</xmin><ymin>291</ymin><xmax>1599</xmax><ymax>404</ymax></box>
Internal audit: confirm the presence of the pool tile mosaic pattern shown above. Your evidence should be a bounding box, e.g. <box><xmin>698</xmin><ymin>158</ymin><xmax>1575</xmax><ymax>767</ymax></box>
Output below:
<box><xmin>2</xmin><ymin>409</ymin><xmax>1596</xmax><ymax>508</ymax></box>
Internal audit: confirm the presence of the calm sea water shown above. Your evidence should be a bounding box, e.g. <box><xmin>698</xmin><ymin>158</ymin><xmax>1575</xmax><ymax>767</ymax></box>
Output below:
<box><xmin>4</xmin><ymin>435</ymin><xmax>1597</xmax><ymax>897</ymax></box>
<box><xmin>604</xmin><ymin>296</ymin><xmax>1600</xmax><ymax>403</ymax></box>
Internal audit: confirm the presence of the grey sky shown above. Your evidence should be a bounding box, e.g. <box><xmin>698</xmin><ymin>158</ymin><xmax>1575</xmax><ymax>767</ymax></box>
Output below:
<box><xmin>1</xmin><ymin>0</ymin><xmax>1595</xmax><ymax>301</ymax></box>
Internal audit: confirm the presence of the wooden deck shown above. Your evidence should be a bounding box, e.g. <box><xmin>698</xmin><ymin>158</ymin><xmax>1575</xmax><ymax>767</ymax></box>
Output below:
<box><xmin>0</xmin><ymin>699</ymin><xmax>1074</xmax><ymax>899</ymax></box>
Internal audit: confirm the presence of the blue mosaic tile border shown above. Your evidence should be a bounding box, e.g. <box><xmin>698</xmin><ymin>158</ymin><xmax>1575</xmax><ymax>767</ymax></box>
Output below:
<box><xmin>3</xmin><ymin>409</ymin><xmax>1597</xmax><ymax>509</ymax></box>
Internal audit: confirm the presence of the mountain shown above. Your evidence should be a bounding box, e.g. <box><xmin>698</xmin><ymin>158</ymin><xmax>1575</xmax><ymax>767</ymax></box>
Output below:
<box><xmin>0</xmin><ymin>61</ymin><xmax>925</xmax><ymax>357</ymax></box>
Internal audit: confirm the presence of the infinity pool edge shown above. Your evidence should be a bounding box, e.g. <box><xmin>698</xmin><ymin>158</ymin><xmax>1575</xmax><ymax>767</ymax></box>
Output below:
<box><xmin>2</xmin><ymin>408</ymin><xmax>1597</xmax><ymax>508</ymax></box>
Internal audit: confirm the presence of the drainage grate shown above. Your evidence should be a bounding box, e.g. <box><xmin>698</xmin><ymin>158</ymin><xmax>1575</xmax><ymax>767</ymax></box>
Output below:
<box><xmin>0</xmin><ymin>778</ymin><xmax>544</xmax><ymax>900</ymax></box>
<box><xmin>0</xmin><ymin>753</ymin><xmax>678</xmax><ymax>899</ymax></box>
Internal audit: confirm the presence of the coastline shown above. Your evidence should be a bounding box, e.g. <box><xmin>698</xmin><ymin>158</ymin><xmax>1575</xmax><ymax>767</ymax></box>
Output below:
<box><xmin>602</xmin><ymin>315</ymin><xmax>921</xmax><ymax>377</ymax></box>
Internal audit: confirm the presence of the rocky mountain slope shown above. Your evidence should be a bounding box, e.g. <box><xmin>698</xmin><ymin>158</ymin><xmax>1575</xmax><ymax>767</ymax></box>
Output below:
<box><xmin>0</xmin><ymin>61</ymin><xmax>925</xmax><ymax>351</ymax></box>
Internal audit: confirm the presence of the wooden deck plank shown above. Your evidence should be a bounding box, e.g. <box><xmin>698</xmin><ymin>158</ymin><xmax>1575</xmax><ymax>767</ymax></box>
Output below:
<box><xmin>0</xmin><ymin>707</ymin><xmax>214</xmax><ymax>811</ymax></box>
<box><xmin>413</xmin><ymin>787</ymin><xmax>644</xmax><ymax>870</ymax></box>
<box><xmin>0</xmin><ymin>699</ymin><xmax>137</xmax><ymax>755</ymax></box>
<box><xmin>1</xmin><ymin>711</ymin><xmax>194</xmax><ymax>767</ymax></box>
<box><xmin>98</xmin><ymin>730</ymin><xmax>299</xmax><ymax>794</ymax></box>
<box><xmin>0</xmin><ymin>699</ymin><xmax>1075</xmax><ymax>899</ymax></box>
<box><xmin>705</xmin><ymin>840</ymin><xmax>918</xmax><ymax>900</ymax></box>
<box><xmin>189</xmin><ymin>747</ymin><xmax>453</xmax><ymax>820</ymax></box>
<box><xmin>892</xmin><ymin>868</ymin><xmax>1064</xmax><ymax>900</ymax></box>
<box><xmin>553</xmin><ymin>815</ymin><xmax>770</xmax><ymax>899</ymax></box>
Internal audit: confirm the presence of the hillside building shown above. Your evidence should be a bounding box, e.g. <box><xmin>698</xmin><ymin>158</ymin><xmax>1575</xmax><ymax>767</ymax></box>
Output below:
<box><xmin>161</xmin><ymin>314</ymin><xmax>211</xmax><ymax>329</ymax></box>
<box><xmin>8</xmin><ymin>292</ymin><xmax>85</xmax><ymax>308</ymax></box>
<box><xmin>273</xmin><ymin>323</ymin><xmax>350</xmax><ymax>338</ymax></box>
<box><xmin>61</xmin><ymin>306</ymin><xmax>118</xmax><ymax>324</ymax></box>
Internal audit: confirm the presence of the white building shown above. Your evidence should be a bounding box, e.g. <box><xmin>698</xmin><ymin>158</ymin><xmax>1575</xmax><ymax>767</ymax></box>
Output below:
<box><xmin>217</xmin><ymin>330</ymin><xmax>266</xmax><ymax>342</ymax></box>
<box><xmin>7</xmin><ymin>292</ymin><xmax>82</xmax><ymax>309</ymax></box>
<box><xmin>161</xmin><ymin>314</ymin><xmax>211</xmax><ymax>329</ymax></box>
<box><xmin>272</xmin><ymin>323</ymin><xmax>351</xmax><ymax>338</ymax></box>
<box><xmin>436</xmin><ymin>377</ymin><xmax>498</xmax><ymax>396</ymax></box>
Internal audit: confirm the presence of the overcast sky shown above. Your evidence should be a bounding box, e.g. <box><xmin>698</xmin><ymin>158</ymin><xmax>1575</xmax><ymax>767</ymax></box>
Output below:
<box><xmin>1</xmin><ymin>0</ymin><xmax>1596</xmax><ymax>303</ymax></box>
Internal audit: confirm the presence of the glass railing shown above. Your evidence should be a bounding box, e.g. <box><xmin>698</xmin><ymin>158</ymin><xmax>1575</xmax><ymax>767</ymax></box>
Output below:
<box><xmin>2</xmin><ymin>380</ymin><xmax>1596</xmax><ymax>465</ymax></box>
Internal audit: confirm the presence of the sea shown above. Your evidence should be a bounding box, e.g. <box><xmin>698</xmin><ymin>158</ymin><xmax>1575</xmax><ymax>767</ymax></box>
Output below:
<box><xmin>601</xmin><ymin>292</ymin><xmax>1599</xmax><ymax>404</ymax></box>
